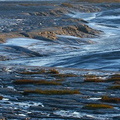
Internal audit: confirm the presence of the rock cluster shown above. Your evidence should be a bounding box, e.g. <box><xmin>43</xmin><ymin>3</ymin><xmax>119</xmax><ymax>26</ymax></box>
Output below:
<box><xmin>0</xmin><ymin>1</ymin><xmax>102</xmax><ymax>43</ymax></box>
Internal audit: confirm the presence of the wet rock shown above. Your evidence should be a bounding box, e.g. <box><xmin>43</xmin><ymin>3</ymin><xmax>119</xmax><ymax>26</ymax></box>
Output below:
<box><xmin>4</xmin><ymin>45</ymin><xmax>43</xmax><ymax>57</ymax></box>
<box><xmin>0</xmin><ymin>1</ymin><xmax>119</xmax><ymax>119</ymax></box>
<box><xmin>62</xmin><ymin>18</ymin><xmax>89</xmax><ymax>23</ymax></box>
<box><xmin>0</xmin><ymin>33</ymin><xmax>25</xmax><ymax>43</ymax></box>
<box><xmin>0</xmin><ymin>1</ymin><xmax>102</xmax><ymax>43</ymax></box>
<box><xmin>0</xmin><ymin>23</ymin><xmax>100</xmax><ymax>42</ymax></box>
<box><xmin>113</xmin><ymin>116</ymin><xmax>120</xmax><ymax>120</ymax></box>
<box><xmin>0</xmin><ymin>117</ymin><xmax>6</xmax><ymax>120</ymax></box>
<box><xmin>2</xmin><ymin>113</ymin><xmax>26</xmax><ymax>119</ymax></box>
<box><xmin>28</xmin><ymin>30</ymin><xmax>57</xmax><ymax>40</ymax></box>
<box><xmin>28</xmin><ymin>112</ymin><xmax>50</xmax><ymax>118</ymax></box>
<box><xmin>34</xmin><ymin>7</ymin><xmax>68</xmax><ymax>17</ymax></box>
<box><xmin>29</xmin><ymin>106</ymin><xmax>54</xmax><ymax>111</ymax></box>
<box><xmin>60</xmin><ymin>3</ymin><xmax>74</xmax><ymax>8</ymax></box>
<box><xmin>28</xmin><ymin>24</ymin><xmax>101</xmax><ymax>40</ymax></box>
<box><xmin>0</xmin><ymin>108</ymin><xmax>14</xmax><ymax>114</ymax></box>
<box><xmin>0</xmin><ymin>88</ymin><xmax>19</xmax><ymax>95</ymax></box>
<box><xmin>45</xmin><ymin>103</ymin><xmax>81</xmax><ymax>110</ymax></box>
<box><xmin>0</xmin><ymin>55</ymin><xmax>9</xmax><ymax>61</ymax></box>
<box><xmin>0</xmin><ymin>66</ymin><xmax>119</xmax><ymax>119</ymax></box>
<box><xmin>76</xmin><ymin>0</ymin><xmax>120</xmax><ymax>3</ymax></box>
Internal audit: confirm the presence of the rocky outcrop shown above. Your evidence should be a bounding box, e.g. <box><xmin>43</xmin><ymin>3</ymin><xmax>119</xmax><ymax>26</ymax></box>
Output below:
<box><xmin>0</xmin><ymin>33</ymin><xmax>25</xmax><ymax>43</ymax></box>
<box><xmin>0</xmin><ymin>1</ymin><xmax>103</xmax><ymax>43</ymax></box>
<box><xmin>0</xmin><ymin>55</ymin><xmax>9</xmax><ymax>61</ymax></box>
<box><xmin>75</xmin><ymin>0</ymin><xmax>120</xmax><ymax>3</ymax></box>
<box><xmin>31</xmin><ymin>7</ymin><xmax>68</xmax><ymax>17</ymax></box>
<box><xmin>26</xmin><ymin>3</ymin><xmax>100</xmax><ymax>17</ymax></box>
<box><xmin>0</xmin><ymin>24</ymin><xmax>101</xmax><ymax>42</ymax></box>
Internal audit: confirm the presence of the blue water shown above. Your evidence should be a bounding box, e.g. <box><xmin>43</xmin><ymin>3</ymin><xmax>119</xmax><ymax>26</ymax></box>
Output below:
<box><xmin>52</xmin><ymin>7</ymin><xmax>120</xmax><ymax>71</ymax></box>
<box><xmin>0</xmin><ymin>2</ymin><xmax>120</xmax><ymax>72</ymax></box>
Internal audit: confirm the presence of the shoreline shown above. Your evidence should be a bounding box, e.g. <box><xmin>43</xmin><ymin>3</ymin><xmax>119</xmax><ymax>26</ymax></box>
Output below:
<box><xmin>0</xmin><ymin>1</ymin><xmax>120</xmax><ymax>119</ymax></box>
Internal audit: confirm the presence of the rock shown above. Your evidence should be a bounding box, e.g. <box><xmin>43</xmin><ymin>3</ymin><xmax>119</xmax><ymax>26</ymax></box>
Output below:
<box><xmin>33</xmin><ymin>7</ymin><xmax>68</xmax><ymax>17</ymax></box>
<box><xmin>0</xmin><ymin>33</ymin><xmax>25</xmax><ymax>43</ymax></box>
<box><xmin>4</xmin><ymin>45</ymin><xmax>43</xmax><ymax>57</ymax></box>
<box><xmin>27</xmin><ymin>24</ymin><xmax>101</xmax><ymax>40</ymax></box>
<box><xmin>60</xmin><ymin>2</ymin><xmax>74</xmax><ymax>8</ymax></box>
<box><xmin>113</xmin><ymin>116</ymin><xmax>120</xmax><ymax>120</ymax></box>
<box><xmin>0</xmin><ymin>117</ymin><xmax>6</xmax><ymax>120</ymax></box>
<box><xmin>0</xmin><ymin>23</ymin><xmax>101</xmax><ymax>42</ymax></box>
<box><xmin>0</xmin><ymin>55</ymin><xmax>9</xmax><ymax>61</ymax></box>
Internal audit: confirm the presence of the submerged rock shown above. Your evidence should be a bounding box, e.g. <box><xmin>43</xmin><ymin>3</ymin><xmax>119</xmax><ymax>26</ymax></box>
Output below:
<box><xmin>0</xmin><ymin>23</ymin><xmax>101</xmax><ymax>42</ymax></box>
<box><xmin>28</xmin><ymin>23</ymin><xmax>101</xmax><ymax>39</ymax></box>
<box><xmin>0</xmin><ymin>55</ymin><xmax>9</xmax><ymax>61</ymax></box>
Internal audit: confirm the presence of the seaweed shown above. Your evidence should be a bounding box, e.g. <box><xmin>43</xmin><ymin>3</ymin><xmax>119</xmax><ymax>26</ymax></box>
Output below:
<box><xmin>0</xmin><ymin>96</ymin><xmax>3</xmax><ymax>100</ymax></box>
<box><xmin>106</xmin><ymin>74</ymin><xmax>120</xmax><ymax>82</ymax></box>
<box><xmin>84</xmin><ymin>78</ymin><xmax>104</xmax><ymax>82</ymax></box>
<box><xmin>84</xmin><ymin>75</ymin><xmax>104</xmax><ymax>82</ymax></box>
<box><xmin>101</xmin><ymin>96</ymin><xmax>120</xmax><ymax>103</ymax></box>
<box><xmin>48</xmin><ymin>69</ymin><xmax>59</xmax><ymax>74</ymax></box>
<box><xmin>13</xmin><ymin>79</ymin><xmax>61</xmax><ymax>85</ymax></box>
<box><xmin>20</xmin><ymin>69</ymin><xmax>46</xmax><ymax>74</ymax></box>
<box><xmin>23</xmin><ymin>89</ymin><xmax>80</xmax><ymax>95</ymax></box>
<box><xmin>51</xmin><ymin>73</ymin><xmax>78</xmax><ymax>78</ymax></box>
<box><xmin>83</xmin><ymin>103</ymin><xmax>113</xmax><ymax>109</ymax></box>
<box><xmin>61</xmin><ymin>3</ymin><xmax>73</xmax><ymax>8</ymax></box>
<box><xmin>108</xmin><ymin>85</ymin><xmax>120</xmax><ymax>90</ymax></box>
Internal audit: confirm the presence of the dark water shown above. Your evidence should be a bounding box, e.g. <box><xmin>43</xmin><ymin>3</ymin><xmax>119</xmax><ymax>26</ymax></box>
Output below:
<box><xmin>0</xmin><ymin>3</ymin><xmax>120</xmax><ymax>72</ymax></box>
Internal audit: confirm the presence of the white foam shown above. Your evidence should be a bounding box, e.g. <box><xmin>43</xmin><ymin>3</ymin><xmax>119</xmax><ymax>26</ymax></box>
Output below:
<box><xmin>88</xmin><ymin>97</ymin><xmax>101</xmax><ymax>100</ymax></box>
<box><xmin>57</xmin><ymin>35</ymin><xmax>80</xmax><ymax>39</ymax></box>
<box><xmin>67</xmin><ymin>12</ymin><xmax>97</xmax><ymax>21</ymax></box>
<box><xmin>54</xmin><ymin>110</ymin><xmax>120</xmax><ymax>120</ymax></box>
<box><xmin>98</xmin><ymin>15</ymin><xmax>120</xmax><ymax>20</ymax></box>
<box><xmin>54</xmin><ymin>110</ymin><xmax>82</xmax><ymax>118</ymax></box>
<box><xmin>53</xmin><ymin>110</ymin><xmax>101</xmax><ymax>119</ymax></box>
<box><xmin>2</xmin><ymin>98</ymin><xmax>9</xmax><ymax>101</ymax></box>
<box><xmin>10</xmin><ymin>101</ymin><xmax>44</xmax><ymax>109</ymax></box>
<box><xmin>18</xmin><ymin>114</ymin><xmax>26</xmax><ymax>117</ymax></box>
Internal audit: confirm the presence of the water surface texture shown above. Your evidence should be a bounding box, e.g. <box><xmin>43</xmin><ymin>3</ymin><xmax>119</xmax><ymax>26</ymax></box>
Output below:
<box><xmin>55</xmin><ymin>8</ymin><xmax>120</xmax><ymax>71</ymax></box>
<box><xmin>0</xmin><ymin>1</ymin><xmax>120</xmax><ymax>120</ymax></box>
<box><xmin>0</xmin><ymin>2</ymin><xmax>120</xmax><ymax>72</ymax></box>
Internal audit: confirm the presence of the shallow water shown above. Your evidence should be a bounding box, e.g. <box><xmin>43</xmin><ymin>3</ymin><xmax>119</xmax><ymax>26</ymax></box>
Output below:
<box><xmin>51</xmin><ymin>5</ymin><xmax>120</xmax><ymax>71</ymax></box>
<box><xmin>0</xmin><ymin>2</ymin><xmax>120</xmax><ymax>120</ymax></box>
<box><xmin>0</xmin><ymin>3</ymin><xmax>120</xmax><ymax>72</ymax></box>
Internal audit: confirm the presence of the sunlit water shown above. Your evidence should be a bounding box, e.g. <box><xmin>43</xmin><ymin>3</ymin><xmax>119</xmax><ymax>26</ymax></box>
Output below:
<box><xmin>0</xmin><ymin>3</ymin><xmax>120</xmax><ymax>72</ymax></box>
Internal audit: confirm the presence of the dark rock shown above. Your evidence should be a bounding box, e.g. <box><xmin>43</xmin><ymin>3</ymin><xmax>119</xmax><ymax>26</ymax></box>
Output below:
<box><xmin>3</xmin><ymin>45</ymin><xmax>43</xmax><ymax>57</ymax></box>
<box><xmin>113</xmin><ymin>116</ymin><xmax>120</xmax><ymax>120</ymax></box>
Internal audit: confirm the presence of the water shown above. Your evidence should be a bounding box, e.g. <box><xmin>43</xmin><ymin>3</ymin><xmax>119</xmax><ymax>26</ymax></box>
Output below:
<box><xmin>50</xmin><ymin>6</ymin><xmax>120</xmax><ymax>71</ymax></box>
<box><xmin>0</xmin><ymin>3</ymin><xmax>120</xmax><ymax>72</ymax></box>
<box><xmin>58</xmin><ymin>7</ymin><xmax>120</xmax><ymax>71</ymax></box>
<box><xmin>0</xmin><ymin>2</ymin><xmax>120</xmax><ymax>119</ymax></box>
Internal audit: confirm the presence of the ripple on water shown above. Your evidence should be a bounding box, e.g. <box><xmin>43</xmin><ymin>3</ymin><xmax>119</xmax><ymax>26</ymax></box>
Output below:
<box><xmin>53</xmin><ymin>110</ymin><xmax>120</xmax><ymax>120</ymax></box>
<box><xmin>0</xmin><ymin>4</ymin><xmax>120</xmax><ymax>71</ymax></box>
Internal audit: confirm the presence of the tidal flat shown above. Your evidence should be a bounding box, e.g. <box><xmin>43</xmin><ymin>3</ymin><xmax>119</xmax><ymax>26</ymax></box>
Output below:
<box><xmin>0</xmin><ymin>0</ymin><xmax>120</xmax><ymax>119</ymax></box>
